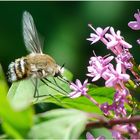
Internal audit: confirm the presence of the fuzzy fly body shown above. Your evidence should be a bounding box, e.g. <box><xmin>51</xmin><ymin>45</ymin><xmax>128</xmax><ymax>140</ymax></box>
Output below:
<box><xmin>8</xmin><ymin>11</ymin><xmax>68</xmax><ymax>98</ymax></box>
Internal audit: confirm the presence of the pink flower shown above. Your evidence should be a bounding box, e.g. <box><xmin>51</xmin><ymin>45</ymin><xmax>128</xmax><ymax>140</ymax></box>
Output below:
<box><xmin>130</xmin><ymin>132</ymin><xmax>140</xmax><ymax>139</ymax></box>
<box><xmin>128</xmin><ymin>9</ymin><xmax>140</xmax><ymax>30</ymax></box>
<box><xmin>115</xmin><ymin>50</ymin><xmax>133</xmax><ymax>70</ymax></box>
<box><xmin>87</xmin><ymin>33</ymin><xmax>100</xmax><ymax>44</ymax></box>
<box><xmin>113</xmin><ymin>89</ymin><xmax>128</xmax><ymax>102</ymax></box>
<box><xmin>100</xmin><ymin>102</ymin><xmax>110</xmax><ymax>116</ymax></box>
<box><xmin>69</xmin><ymin>79</ymin><xmax>88</xmax><ymax>98</ymax></box>
<box><xmin>120</xmin><ymin>124</ymin><xmax>137</xmax><ymax>134</ymax></box>
<box><xmin>87</xmin><ymin>24</ymin><xmax>109</xmax><ymax>45</ymax></box>
<box><xmin>137</xmin><ymin>38</ymin><xmax>140</xmax><ymax>44</ymax></box>
<box><xmin>69</xmin><ymin>79</ymin><xmax>100</xmax><ymax>106</ymax></box>
<box><xmin>105</xmin><ymin>27</ymin><xmax>132</xmax><ymax>54</ymax></box>
<box><xmin>111</xmin><ymin>101</ymin><xmax>127</xmax><ymax>117</ymax></box>
<box><xmin>86</xmin><ymin>132</ymin><xmax>105</xmax><ymax>140</ymax></box>
<box><xmin>112</xmin><ymin>130</ymin><xmax>125</xmax><ymax>140</ymax></box>
<box><xmin>112</xmin><ymin>124</ymin><xmax>138</xmax><ymax>139</ymax></box>
<box><xmin>101</xmin><ymin>89</ymin><xmax>129</xmax><ymax>117</ymax></box>
<box><xmin>128</xmin><ymin>10</ymin><xmax>140</xmax><ymax>45</ymax></box>
<box><xmin>87</xmin><ymin>54</ymin><xmax>114</xmax><ymax>81</ymax></box>
<box><xmin>104</xmin><ymin>63</ymin><xmax>130</xmax><ymax>87</ymax></box>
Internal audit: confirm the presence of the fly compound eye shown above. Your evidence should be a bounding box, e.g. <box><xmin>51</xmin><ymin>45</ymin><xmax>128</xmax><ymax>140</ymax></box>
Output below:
<box><xmin>54</xmin><ymin>71</ymin><xmax>60</xmax><ymax>77</ymax></box>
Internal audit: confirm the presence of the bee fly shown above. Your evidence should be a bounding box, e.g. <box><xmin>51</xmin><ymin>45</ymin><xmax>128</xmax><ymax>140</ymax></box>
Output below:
<box><xmin>8</xmin><ymin>11</ymin><xmax>69</xmax><ymax>98</ymax></box>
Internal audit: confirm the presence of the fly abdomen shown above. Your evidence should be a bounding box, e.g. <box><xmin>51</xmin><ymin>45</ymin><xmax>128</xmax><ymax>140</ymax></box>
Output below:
<box><xmin>8</xmin><ymin>58</ymin><xmax>27</xmax><ymax>82</ymax></box>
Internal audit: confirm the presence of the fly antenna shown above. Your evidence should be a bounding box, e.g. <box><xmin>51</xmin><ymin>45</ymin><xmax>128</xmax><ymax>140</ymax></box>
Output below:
<box><xmin>61</xmin><ymin>63</ymin><xmax>65</xmax><ymax>69</ymax></box>
<box><xmin>57</xmin><ymin>63</ymin><xmax>70</xmax><ymax>84</ymax></box>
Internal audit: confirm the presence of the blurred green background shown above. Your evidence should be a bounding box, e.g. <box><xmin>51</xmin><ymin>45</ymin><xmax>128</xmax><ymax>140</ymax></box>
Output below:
<box><xmin>1</xmin><ymin>1</ymin><xmax>140</xmax><ymax>82</ymax></box>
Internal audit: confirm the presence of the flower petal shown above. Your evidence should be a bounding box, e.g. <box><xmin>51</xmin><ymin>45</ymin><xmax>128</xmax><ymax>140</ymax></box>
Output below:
<box><xmin>92</xmin><ymin>74</ymin><xmax>101</xmax><ymax>81</ymax></box>
<box><xmin>69</xmin><ymin>91</ymin><xmax>81</xmax><ymax>98</ymax></box>
<box><xmin>121</xmin><ymin>74</ymin><xmax>130</xmax><ymax>81</ymax></box>
<box><xmin>102</xmin><ymin>26</ymin><xmax>110</xmax><ymax>35</ymax></box>
<box><xmin>76</xmin><ymin>79</ymin><xmax>82</xmax><ymax>88</ymax></box>
<box><xmin>110</xmin><ymin>27</ymin><xmax>116</xmax><ymax>36</ymax></box>
<box><xmin>128</xmin><ymin>21</ymin><xmax>140</xmax><ymax>30</ymax></box>
<box><xmin>103</xmin><ymin>56</ymin><xmax>114</xmax><ymax>65</ymax></box>
<box><xmin>106</xmin><ymin>40</ymin><xmax>118</xmax><ymax>49</ymax></box>
<box><xmin>105</xmin><ymin>76</ymin><xmax>115</xmax><ymax>87</ymax></box>
<box><xmin>96</xmin><ymin>27</ymin><xmax>103</xmax><ymax>35</ymax></box>
<box><xmin>86</xmin><ymin>132</ymin><xmax>94</xmax><ymax>140</ymax></box>
<box><xmin>116</xmin><ymin>63</ymin><xmax>122</xmax><ymax>74</ymax></box>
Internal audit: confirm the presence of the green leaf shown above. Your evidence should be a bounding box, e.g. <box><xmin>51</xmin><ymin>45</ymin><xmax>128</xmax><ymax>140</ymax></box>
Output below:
<box><xmin>7</xmin><ymin>68</ymin><xmax>73</xmax><ymax>110</ymax></box>
<box><xmin>0</xmin><ymin>65</ymin><xmax>33</xmax><ymax>138</ymax></box>
<box><xmin>62</xmin><ymin>68</ymin><xmax>73</xmax><ymax>81</ymax></box>
<box><xmin>28</xmin><ymin>109</ymin><xmax>87</xmax><ymax>139</ymax></box>
<box><xmin>0</xmin><ymin>64</ymin><xmax>8</xmax><ymax>95</ymax></box>
<box><xmin>7</xmin><ymin>79</ymin><xmax>35</xmax><ymax>110</ymax></box>
<box><xmin>42</xmin><ymin>86</ymin><xmax>115</xmax><ymax>114</ymax></box>
<box><xmin>0</xmin><ymin>83</ymin><xmax>33</xmax><ymax>138</ymax></box>
<box><xmin>88</xmin><ymin>86</ymin><xmax>115</xmax><ymax>100</ymax></box>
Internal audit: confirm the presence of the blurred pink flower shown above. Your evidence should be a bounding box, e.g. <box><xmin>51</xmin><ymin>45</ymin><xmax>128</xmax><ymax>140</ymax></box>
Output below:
<box><xmin>86</xmin><ymin>132</ymin><xmax>105</xmax><ymax>140</ymax></box>
<box><xmin>112</xmin><ymin>124</ymin><xmax>138</xmax><ymax>139</ymax></box>
<box><xmin>112</xmin><ymin>130</ymin><xmax>125</xmax><ymax>140</ymax></box>
<box><xmin>137</xmin><ymin>38</ymin><xmax>140</xmax><ymax>44</ymax></box>
<box><xmin>128</xmin><ymin>9</ymin><xmax>140</xmax><ymax>30</ymax></box>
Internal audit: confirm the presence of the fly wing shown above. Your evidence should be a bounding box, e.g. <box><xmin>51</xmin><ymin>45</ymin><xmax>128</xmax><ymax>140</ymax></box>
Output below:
<box><xmin>23</xmin><ymin>11</ymin><xmax>43</xmax><ymax>53</ymax></box>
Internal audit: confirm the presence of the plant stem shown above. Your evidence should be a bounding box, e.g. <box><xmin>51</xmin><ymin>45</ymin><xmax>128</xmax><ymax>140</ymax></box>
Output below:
<box><xmin>86</xmin><ymin>115</ymin><xmax>140</xmax><ymax>129</ymax></box>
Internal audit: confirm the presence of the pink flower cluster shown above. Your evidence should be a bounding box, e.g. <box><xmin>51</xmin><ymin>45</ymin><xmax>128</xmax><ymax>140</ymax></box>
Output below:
<box><xmin>69</xmin><ymin>10</ymin><xmax>140</xmax><ymax>139</ymax></box>
<box><xmin>86</xmin><ymin>25</ymin><xmax>135</xmax><ymax>139</ymax></box>
<box><xmin>70</xmin><ymin>24</ymin><xmax>132</xmax><ymax>117</ymax></box>
<box><xmin>111</xmin><ymin>123</ymin><xmax>139</xmax><ymax>139</ymax></box>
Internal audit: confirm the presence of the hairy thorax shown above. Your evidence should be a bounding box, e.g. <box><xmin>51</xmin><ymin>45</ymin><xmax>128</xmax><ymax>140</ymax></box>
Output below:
<box><xmin>26</xmin><ymin>53</ymin><xmax>59</xmax><ymax>77</ymax></box>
